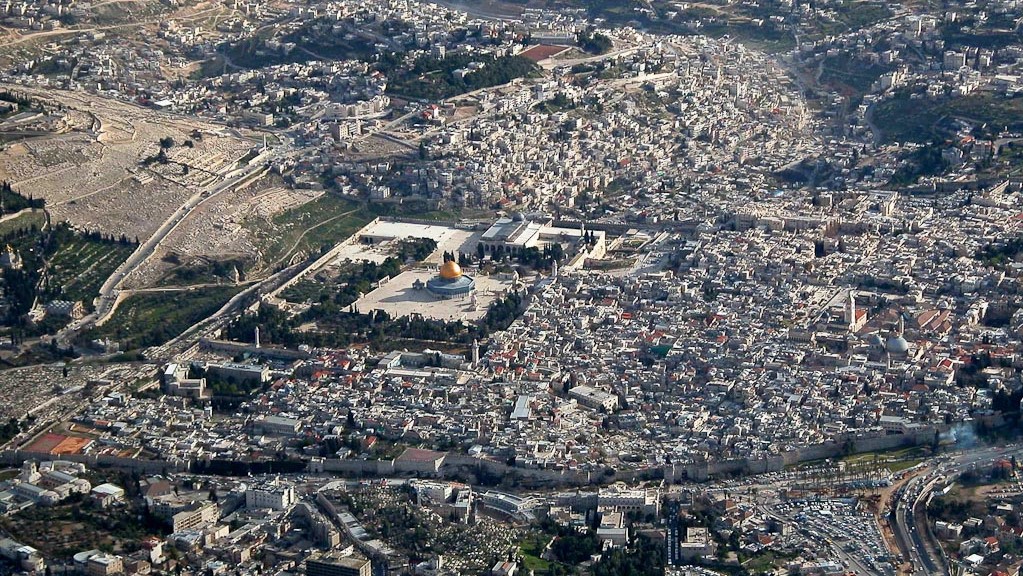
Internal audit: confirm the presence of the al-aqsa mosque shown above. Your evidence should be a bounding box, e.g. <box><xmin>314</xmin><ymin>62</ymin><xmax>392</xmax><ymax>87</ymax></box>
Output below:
<box><xmin>418</xmin><ymin>259</ymin><xmax>476</xmax><ymax>299</ymax></box>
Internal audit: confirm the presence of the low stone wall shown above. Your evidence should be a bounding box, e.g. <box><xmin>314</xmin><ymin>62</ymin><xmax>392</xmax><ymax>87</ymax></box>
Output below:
<box><xmin>0</xmin><ymin>449</ymin><xmax>185</xmax><ymax>474</ymax></box>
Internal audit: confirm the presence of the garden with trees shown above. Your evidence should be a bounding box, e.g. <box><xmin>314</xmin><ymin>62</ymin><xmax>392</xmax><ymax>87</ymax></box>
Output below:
<box><xmin>385</xmin><ymin>53</ymin><xmax>539</xmax><ymax>100</ymax></box>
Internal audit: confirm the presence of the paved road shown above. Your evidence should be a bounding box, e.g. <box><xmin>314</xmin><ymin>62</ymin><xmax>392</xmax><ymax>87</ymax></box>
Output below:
<box><xmin>143</xmin><ymin>257</ymin><xmax>311</xmax><ymax>362</ymax></box>
<box><xmin>56</xmin><ymin>144</ymin><xmax>298</xmax><ymax>346</ymax></box>
<box><xmin>890</xmin><ymin>445</ymin><xmax>1023</xmax><ymax>576</ymax></box>
<box><xmin>678</xmin><ymin>444</ymin><xmax>1022</xmax><ymax>575</ymax></box>
<box><xmin>0</xmin><ymin>5</ymin><xmax>226</xmax><ymax>46</ymax></box>
<box><xmin>92</xmin><ymin>162</ymin><xmax>268</xmax><ymax>321</ymax></box>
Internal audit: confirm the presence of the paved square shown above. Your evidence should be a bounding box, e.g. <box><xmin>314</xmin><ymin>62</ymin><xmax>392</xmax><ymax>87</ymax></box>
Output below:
<box><xmin>356</xmin><ymin>268</ymin><xmax>515</xmax><ymax>322</ymax></box>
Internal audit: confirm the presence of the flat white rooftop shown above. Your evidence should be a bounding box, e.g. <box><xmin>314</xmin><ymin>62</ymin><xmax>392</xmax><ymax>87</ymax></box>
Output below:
<box><xmin>356</xmin><ymin>220</ymin><xmax>483</xmax><ymax>265</ymax></box>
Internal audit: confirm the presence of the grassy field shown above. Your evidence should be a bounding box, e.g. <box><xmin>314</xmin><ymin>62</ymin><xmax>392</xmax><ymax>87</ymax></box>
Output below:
<box><xmin>47</xmin><ymin>238</ymin><xmax>135</xmax><ymax>308</ymax></box>
<box><xmin>841</xmin><ymin>446</ymin><xmax>927</xmax><ymax>473</ymax></box>
<box><xmin>81</xmin><ymin>286</ymin><xmax>241</xmax><ymax>350</ymax></box>
<box><xmin>0</xmin><ymin>210</ymin><xmax>45</xmax><ymax>237</ymax></box>
<box><xmin>943</xmin><ymin>29</ymin><xmax>1022</xmax><ymax>50</ymax></box>
<box><xmin>247</xmin><ymin>193</ymin><xmax>493</xmax><ymax>274</ymax></box>
<box><xmin>842</xmin><ymin>446</ymin><xmax>927</xmax><ymax>463</ymax></box>
<box><xmin>154</xmin><ymin>255</ymin><xmax>250</xmax><ymax>288</ymax></box>
<box><xmin>744</xmin><ymin>551</ymin><xmax>798</xmax><ymax>573</ymax></box>
<box><xmin>246</xmin><ymin>194</ymin><xmax>374</xmax><ymax>269</ymax></box>
<box><xmin>828</xmin><ymin>0</ymin><xmax>892</xmax><ymax>32</ymax></box>
<box><xmin>791</xmin><ymin>446</ymin><xmax>930</xmax><ymax>472</ymax></box>
<box><xmin>653</xmin><ymin>0</ymin><xmax>886</xmax><ymax>51</ymax></box>
<box><xmin>518</xmin><ymin>534</ymin><xmax>553</xmax><ymax>573</ymax></box>
<box><xmin>994</xmin><ymin>142</ymin><xmax>1023</xmax><ymax>177</ymax></box>
<box><xmin>368</xmin><ymin>202</ymin><xmax>497</xmax><ymax>222</ymax></box>
<box><xmin>698</xmin><ymin>21</ymin><xmax>796</xmax><ymax>53</ymax></box>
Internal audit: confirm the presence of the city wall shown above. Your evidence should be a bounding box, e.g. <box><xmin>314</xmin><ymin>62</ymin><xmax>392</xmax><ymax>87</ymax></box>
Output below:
<box><xmin>0</xmin><ymin>449</ymin><xmax>185</xmax><ymax>474</ymax></box>
<box><xmin>307</xmin><ymin>429</ymin><xmax>937</xmax><ymax>488</ymax></box>
<box><xmin>441</xmin><ymin>453</ymin><xmax>594</xmax><ymax>487</ymax></box>
<box><xmin>0</xmin><ymin>426</ymin><xmax>942</xmax><ymax>485</ymax></box>
<box><xmin>553</xmin><ymin>219</ymin><xmax>702</xmax><ymax>235</ymax></box>
<box><xmin>668</xmin><ymin>425</ymin><xmax>941</xmax><ymax>482</ymax></box>
<box><xmin>199</xmin><ymin>338</ymin><xmax>312</xmax><ymax>361</ymax></box>
<box><xmin>317</xmin><ymin>457</ymin><xmax>396</xmax><ymax>476</ymax></box>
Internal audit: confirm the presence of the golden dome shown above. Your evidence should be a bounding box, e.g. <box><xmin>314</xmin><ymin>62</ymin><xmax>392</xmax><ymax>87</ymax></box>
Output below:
<box><xmin>439</xmin><ymin>260</ymin><xmax>462</xmax><ymax>280</ymax></box>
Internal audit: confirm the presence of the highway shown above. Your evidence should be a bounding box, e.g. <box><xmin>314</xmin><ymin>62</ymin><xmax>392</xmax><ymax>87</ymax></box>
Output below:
<box><xmin>0</xmin><ymin>4</ymin><xmax>229</xmax><ymax>47</ymax></box>
<box><xmin>92</xmin><ymin>160</ymin><xmax>270</xmax><ymax>322</ymax></box>
<box><xmin>889</xmin><ymin>444</ymin><xmax>1023</xmax><ymax>576</ymax></box>
<box><xmin>662</xmin><ymin>444</ymin><xmax>1023</xmax><ymax>575</ymax></box>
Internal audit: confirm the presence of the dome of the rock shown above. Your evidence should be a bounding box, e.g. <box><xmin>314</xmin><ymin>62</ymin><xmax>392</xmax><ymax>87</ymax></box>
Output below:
<box><xmin>439</xmin><ymin>260</ymin><xmax>462</xmax><ymax>280</ymax></box>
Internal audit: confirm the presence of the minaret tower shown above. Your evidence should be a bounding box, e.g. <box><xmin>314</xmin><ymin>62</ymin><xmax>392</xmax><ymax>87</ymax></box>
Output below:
<box><xmin>845</xmin><ymin>290</ymin><xmax>857</xmax><ymax>332</ymax></box>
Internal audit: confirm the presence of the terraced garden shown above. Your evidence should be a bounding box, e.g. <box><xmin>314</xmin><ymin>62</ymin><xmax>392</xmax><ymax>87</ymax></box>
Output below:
<box><xmin>46</xmin><ymin>237</ymin><xmax>136</xmax><ymax>309</ymax></box>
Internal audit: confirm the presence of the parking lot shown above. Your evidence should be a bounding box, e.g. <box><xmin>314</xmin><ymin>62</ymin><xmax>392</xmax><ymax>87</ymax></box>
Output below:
<box><xmin>772</xmin><ymin>499</ymin><xmax>894</xmax><ymax>575</ymax></box>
